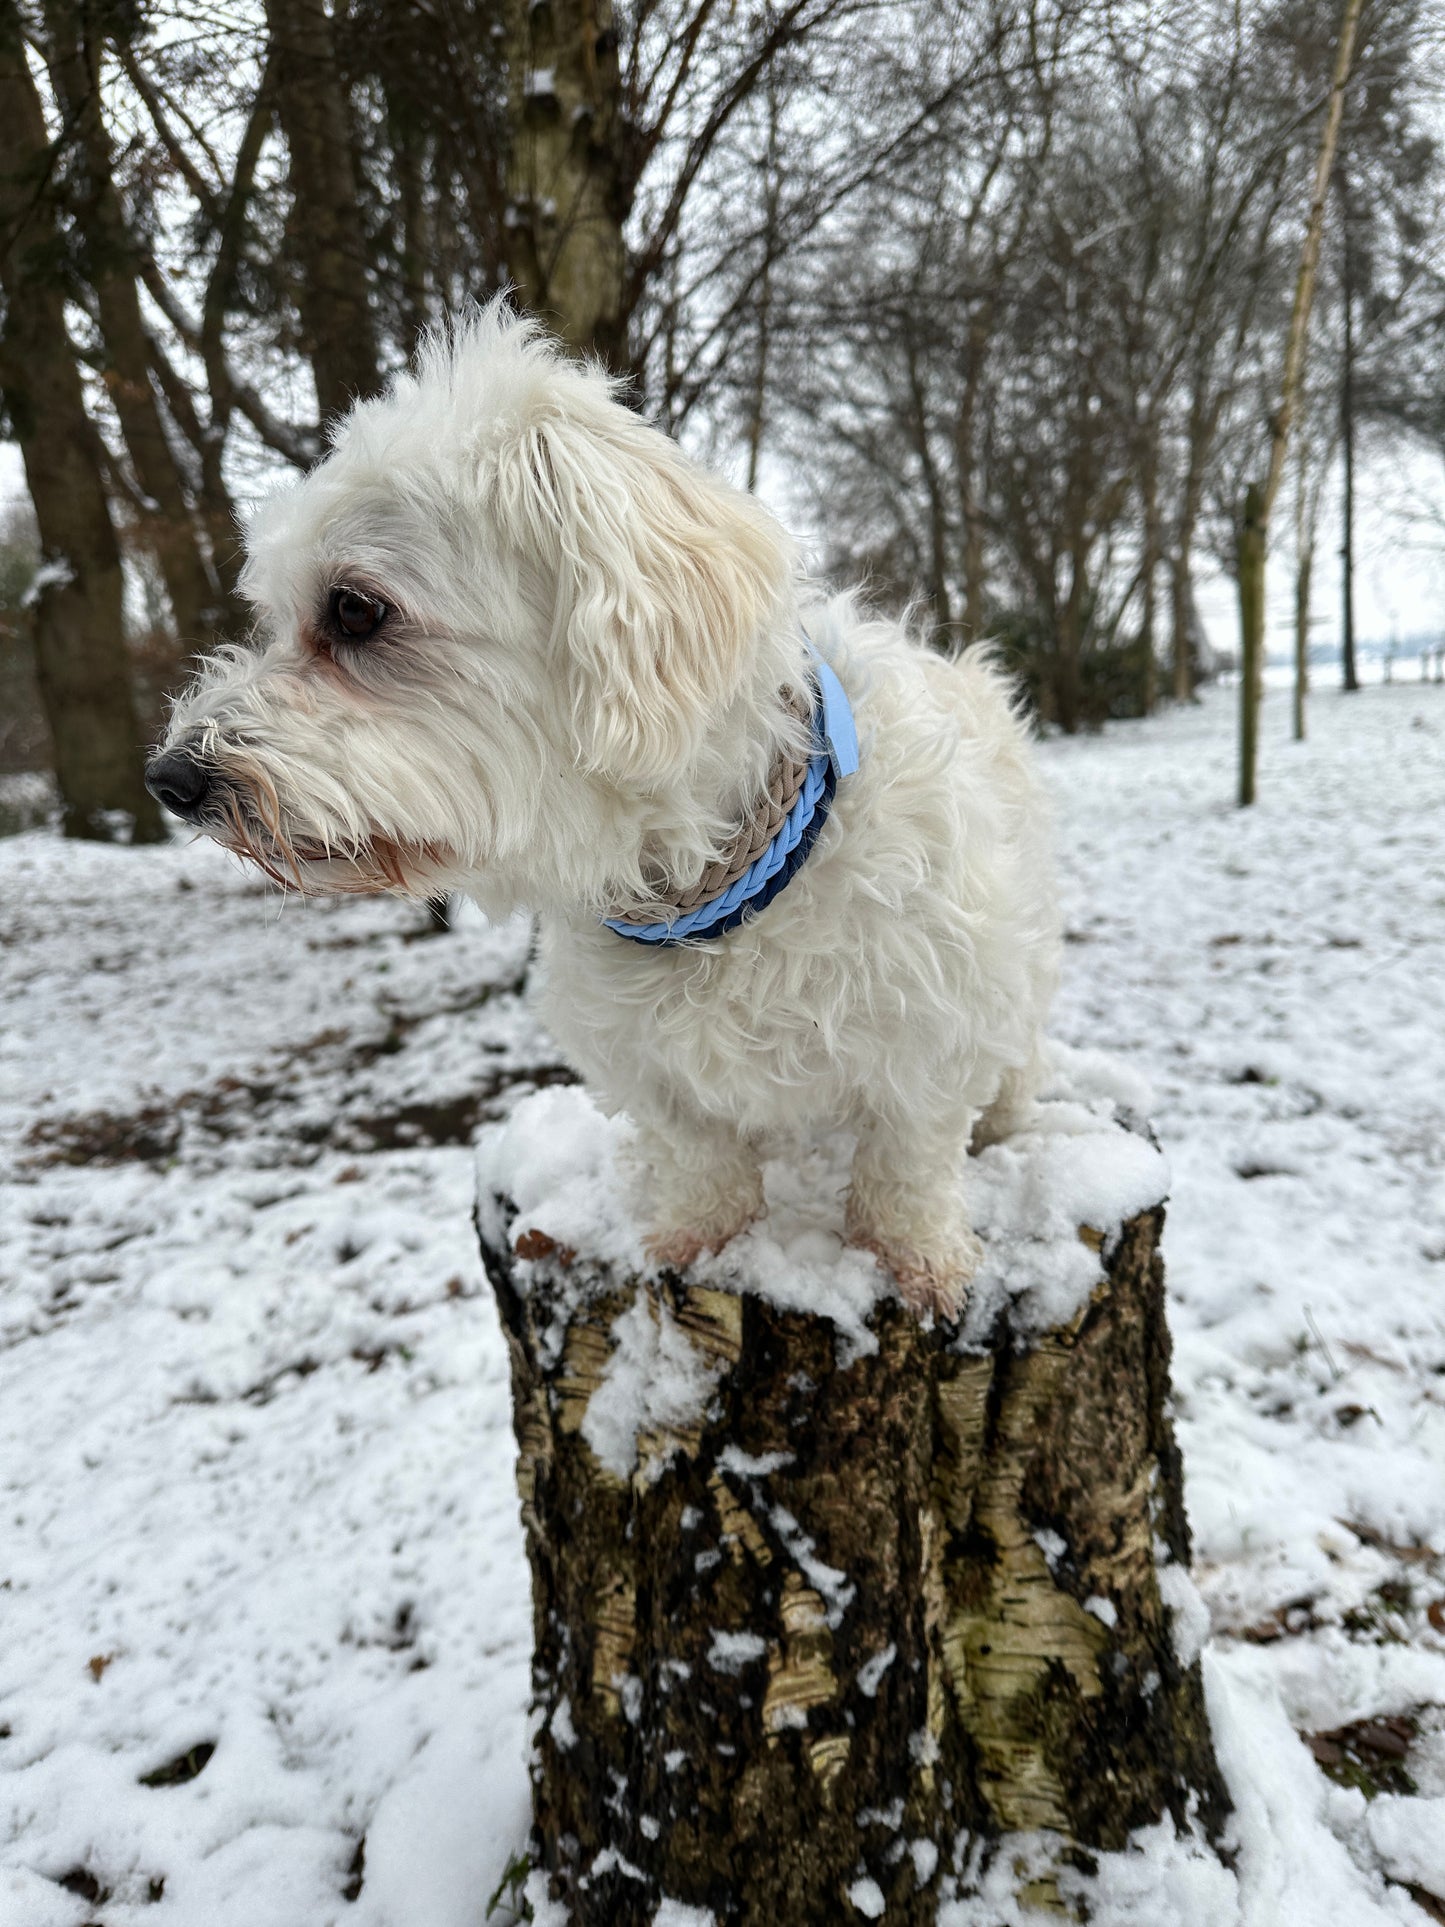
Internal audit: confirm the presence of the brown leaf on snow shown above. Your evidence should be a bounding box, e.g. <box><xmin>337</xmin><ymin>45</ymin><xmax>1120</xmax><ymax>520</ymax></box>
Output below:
<box><xmin>514</xmin><ymin>1227</ymin><xmax>575</xmax><ymax>1265</ymax></box>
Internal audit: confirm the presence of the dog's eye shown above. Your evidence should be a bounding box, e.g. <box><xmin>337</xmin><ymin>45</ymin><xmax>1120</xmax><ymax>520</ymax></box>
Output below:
<box><xmin>330</xmin><ymin>586</ymin><xmax>388</xmax><ymax>641</ymax></box>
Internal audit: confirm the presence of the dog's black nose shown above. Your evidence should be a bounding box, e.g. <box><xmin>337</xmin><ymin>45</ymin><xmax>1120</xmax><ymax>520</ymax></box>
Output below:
<box><xmin>145</xmin><ymin>750</ymin><xmax>212</xmax><ymax>822</ymax></box>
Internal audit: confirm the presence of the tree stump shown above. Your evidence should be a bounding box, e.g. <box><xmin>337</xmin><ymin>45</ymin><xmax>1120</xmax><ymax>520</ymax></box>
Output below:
<box><xmin>477</xmin><ymin>1085</ymin><xmax>1231</xmax><ymax>1924</ymax></box>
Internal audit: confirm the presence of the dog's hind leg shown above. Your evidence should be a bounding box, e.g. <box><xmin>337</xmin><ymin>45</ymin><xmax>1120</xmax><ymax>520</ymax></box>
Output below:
<box><xmin>970</xmin><ymin>1052</ymin><xmax>1043</xmax><ymax>1153</ymax></box>
<box><xmin>845</xmin><ymin>1112</ymin><xmax>982</xmax><ymax>1322</ymax></box>
<box><xmin>630</xmin><ymin>1114</ymin><xmax>766</xmax><ymax>1270</ymax></box>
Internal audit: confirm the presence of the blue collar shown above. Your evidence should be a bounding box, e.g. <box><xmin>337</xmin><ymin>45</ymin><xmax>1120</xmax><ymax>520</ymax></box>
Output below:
<box><xmin>603</xmin><ymin>646</ymin><xmax>859</xmax><ymax>947</ymax></box>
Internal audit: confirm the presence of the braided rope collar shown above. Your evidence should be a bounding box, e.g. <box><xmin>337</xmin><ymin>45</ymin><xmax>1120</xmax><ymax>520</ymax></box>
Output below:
<box><xmin>603</xmin><ymin>644</ymin><xmax>859</xmax><ymax>948</ymax></box>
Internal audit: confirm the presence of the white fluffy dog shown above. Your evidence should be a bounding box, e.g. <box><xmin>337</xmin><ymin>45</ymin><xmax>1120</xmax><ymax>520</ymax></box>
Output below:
<box><xmin>147</xmin><ymin>307</ymin><xmax>1059</xmax><ymax>1318</ymax></box>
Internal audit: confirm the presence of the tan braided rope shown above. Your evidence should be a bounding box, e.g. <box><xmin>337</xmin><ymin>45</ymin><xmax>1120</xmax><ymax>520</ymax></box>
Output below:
<box><xmin>608</xmin><ymin>684</ymin><xmax>815</xmax><ymax>926</ymax></box>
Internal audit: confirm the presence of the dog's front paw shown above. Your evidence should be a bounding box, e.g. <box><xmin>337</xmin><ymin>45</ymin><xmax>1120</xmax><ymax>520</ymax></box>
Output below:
<box><xmin>645</xmin><ymin>1212</ymin><xmax>758</xmax><ymax>1272</ymax></box>
<box><xmin>632</xmin><ymin>1124</ymin><xmax>764</xmax><ymax>1274</ymax></box>
<box><xmin>849</xmin><ymin>1229</ymin><xmax>982</xmax><ymax>1323</ymax></box>
<box><xmin>646</xmin><ymin>1228</ymin><xmax>713</xmax><ymax>1270</ymax></box>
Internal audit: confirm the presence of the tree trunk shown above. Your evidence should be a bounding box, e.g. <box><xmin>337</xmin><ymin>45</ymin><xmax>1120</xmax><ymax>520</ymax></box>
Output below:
<box><xmin>0</xmin><ymin>3</ymin><xmax>161</xmax><ymax>843</ymax></box>
<box><xmin>480</xmin><ymin>1197</ymin><xmax>1230</xmax><ymax>1922</ymax></box>
<box><xmin>1138</xmin><ymin>426</ymin><xmax>1161</xmax><ymax>715</ymax></box>
<box><xmin>1171</xmin><ymin>381</ymin><xmax>1212</xmax><ymax>704</ymax></box>
<box><xmin>745</xmin><ymin>68</ymin><xmax>781</xmax><ymax>496</ymax></box>
<box><xmin>906</xmin><ymin>340</ymin><xmax>953</xmax><ymax>642</ymax></box>
<box><xmin>1238</xmin><ymin>483</ymin><xmax>1265</xmax><ymax>808</ymax></box>
<box><xmin>957</xmin><ymin>321</ymin><xmax>991</xmax><ymax>641</ymax></box>
<box><xmin>1054</xmin><ymin>552</ymin><xmax>1086</xmax><ymax>736</ymax></box>
<box><xmin>1339</xmin><ymin>175</ymin><xmax>1359</xmax><ymax>695</ymax></box>
<box><xmin>1169</xmin><ymin>508</ymin><xmax>1199</xmax><ymax>707</ymax></box>
<box><xmin>1294</xmin><ymin>541</ymin><xmax>1313</xmax><ymax>745</ymax></box>
<box><xmin>384</xmin><ymin>78</ymin><xmax>432</xmax><ymax>354</ymax></box>
<box><xmin>197</xmin><ymin>69</ymin><xmax>278</xmax><ymax>622</ymax></box>
<box><xmin>1295</xmin><ymin>457</ymin><xmax>1312</xmax><ymax>743</ymax></box>
<box><xmin>42</xmin><ymin>2</ymin><xmax>227</xmax><ymax>655</ymax></box>
<box><xmin>503</xmin><ymin>0</ymin><xmax>630</xmax><ymax>371</ymax></box>
<box><xmin>1169</xmin><ymin>550</ymin><xmax>1193</xmax><ymax>704</ymax></box>
<box><xmin>1236</xmin><ymin>0</ymin><xmax>1365</xmax><ymax>805</ymax></box>
<box><xmin>265</xmin><ymin>0</ymin><xmax>382</xmax><ymax>423</ymax></box>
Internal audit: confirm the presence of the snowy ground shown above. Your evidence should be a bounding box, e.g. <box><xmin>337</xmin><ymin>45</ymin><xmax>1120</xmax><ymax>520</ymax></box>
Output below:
<box><xmin>2</xmin><ymin>678</ymin><xmax>1444</xmax><ymax>1925</ymax></box>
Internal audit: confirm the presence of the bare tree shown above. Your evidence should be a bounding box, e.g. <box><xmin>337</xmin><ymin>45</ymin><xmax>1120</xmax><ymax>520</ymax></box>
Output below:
<box><xmin>1237</xmin><ymin>0</ymin><xmax>1365</xmax><ymax>808</ymax></box>
<box><xmin>263</xmin><ymin>0</ymin><xmax>382</xmax><ymax>421</ymax></box>
<box><xmin>757</xmin><ymin>0</ymin><xmax>1327</xmax><ymax>729</ymax></box>
<box><xmin>0</xmin><ymin>0</ymin><xmax>160</xmax><ymax>841</ymax></box>
<box><xmin>502</xmin><ymin>0</ymin><xmax>630</xmax><ymax>366</ymax></box>
<box><xmin>1290</xmin><ymin>370</ymin><xmax>1339</xmax><ymax>741</ymax></box>
<box><xmin>40</xmin><ymin>0</ymin><xmax>229</xmax><ymax>654</ymax></box>
<box><xmin>1338</xmin><ymin>159</ymin><xmax>1362</xmax><ymax>693</ymax></box>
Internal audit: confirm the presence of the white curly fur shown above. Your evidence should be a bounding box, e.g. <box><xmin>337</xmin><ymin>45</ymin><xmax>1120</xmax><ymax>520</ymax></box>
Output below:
<box><xmin>160</xmin><ymin>304</ymin><xmax>1061</xmax><ymax>1318</ymax></box>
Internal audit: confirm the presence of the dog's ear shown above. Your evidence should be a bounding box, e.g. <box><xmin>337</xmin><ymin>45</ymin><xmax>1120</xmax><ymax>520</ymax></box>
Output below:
<box><xmin>496</xmin><ymin>401</ymin><xmax>791</xmax><ymax>785</ymax></box>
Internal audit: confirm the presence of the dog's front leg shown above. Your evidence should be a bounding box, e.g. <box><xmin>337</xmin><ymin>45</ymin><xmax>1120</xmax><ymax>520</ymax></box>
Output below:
<box><xmin>631</xmin><ymin>1115</ymin><xmax>765</xmax><ymax>1270</ymax></box>
<box><xmin>846</xmin><ymin>1114</ymin><xmax>982</xmax><ymax>1322</ymax></box>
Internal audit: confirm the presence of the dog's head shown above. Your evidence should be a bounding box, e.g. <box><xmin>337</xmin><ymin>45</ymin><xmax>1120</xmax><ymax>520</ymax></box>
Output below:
<box><xmin>148</xmin><ymin>305</ymin><xmax>795</xmax><ymax>911</ymax></box>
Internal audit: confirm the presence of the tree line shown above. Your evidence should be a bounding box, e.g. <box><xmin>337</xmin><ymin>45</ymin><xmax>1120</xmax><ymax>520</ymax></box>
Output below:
<box><xmin>0</xmin><ymin>0</ymin><xmax>1441</xmax><ymax>837</ymax></box>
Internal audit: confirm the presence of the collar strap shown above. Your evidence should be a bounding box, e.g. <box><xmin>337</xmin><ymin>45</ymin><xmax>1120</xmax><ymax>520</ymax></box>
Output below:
<box><xmin>603</xmin><ymin>643</ymin><xmax>859</xmax><ymax>948</ymax></box>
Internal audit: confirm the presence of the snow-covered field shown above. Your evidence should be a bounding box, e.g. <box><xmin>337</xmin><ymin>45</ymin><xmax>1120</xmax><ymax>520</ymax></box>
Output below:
<box><xmin>2</xmin><ymin>680</ymin><xmax>1443</xmax><ymax>1925</ymax></box>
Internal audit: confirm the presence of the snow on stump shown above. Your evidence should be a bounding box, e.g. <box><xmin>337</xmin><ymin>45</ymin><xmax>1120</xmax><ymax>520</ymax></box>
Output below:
<box><xmin>475</xmin><ymin>1053</ymin><xmax>1230</xmax><ymax>1923</ymax></box>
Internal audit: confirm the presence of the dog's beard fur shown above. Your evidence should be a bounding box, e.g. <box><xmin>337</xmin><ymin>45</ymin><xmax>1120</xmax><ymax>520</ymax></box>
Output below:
<box><xmin>210</xmin><ymin>784</ymin><xmax>445</xmax><ymax>899</ymax></box>
<box><xmin>171</xmin><ymin>673</ymin><xmax>459</xmax><ymax>899</ymax></box>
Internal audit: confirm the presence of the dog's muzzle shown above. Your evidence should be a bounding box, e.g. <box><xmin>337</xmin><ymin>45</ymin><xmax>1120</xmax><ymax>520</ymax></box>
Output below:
<box><xmin>145</xmin><ymin>749</ymin><xmax>213</xmax><ymax>823</ymax></box>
